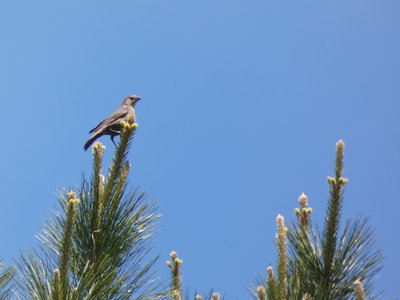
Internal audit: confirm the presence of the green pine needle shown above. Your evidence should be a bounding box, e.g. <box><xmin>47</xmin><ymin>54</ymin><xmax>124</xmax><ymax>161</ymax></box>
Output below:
<box><xmin>17</xmin><ymin>121</ymin><xmax>161</xmax><ymax>299</ymax></box>
<box><xmin>0</xmin><ymin>262</ymin><xmax>14</xmax><ymax>300</ymax></box>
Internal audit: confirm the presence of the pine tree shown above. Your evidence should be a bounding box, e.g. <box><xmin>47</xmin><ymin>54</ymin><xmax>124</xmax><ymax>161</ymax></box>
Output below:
<box><xmin>1</xmin><ymin>118</ymin><xmax>383</xmax><ymax>299</ymax></box>
<box><xmin>255</xmin><ymin>140</ymin><xmax>382</xmax><ymax>300</ymax></box>
<box><xmin>16</xmin><ymin>117</ymin><xmax>161</xmax><ymax>299</ymax></box>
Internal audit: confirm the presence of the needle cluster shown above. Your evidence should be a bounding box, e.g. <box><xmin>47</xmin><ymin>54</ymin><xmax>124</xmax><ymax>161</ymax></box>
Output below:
<box><xmin>16</xmin><ymin>120</ymin><xmax>160</xmax><ymax>299</ymax></box>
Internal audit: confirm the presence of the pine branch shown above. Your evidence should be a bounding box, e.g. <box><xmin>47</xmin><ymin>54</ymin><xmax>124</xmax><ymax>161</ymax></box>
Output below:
<box><xmin>266</xmin><ymin>267</ymin><xmax>277</xmax><ymax>300</ymax></box>
<box><xmin>354</xmin><ymin>279</ymin><xmax>366</xmax><ymax>300</ymax></box>
<box><xmin>90</xmin><ymin>141</ymin><xmax>106</xmax><ymax>262</ymax></box>
<box><xmin>108</xmin><ymin>161</ymin><xmax>130</xmax><ymax>217</ymax></box>
<box><xmin>276</xmin><ymin>215</ymin><xmax>287</xmax><ymax>300</ymax></box>
<box><xmin>18</xmin><ymin>119</ymin><xmax>160</xmax><ymax>299</ymax></box>
<box><xmin>294</xmin><ymin>193</ymin><xmax>312</xmax><ymax>230</ymax></box>
<box><xmin>58</xmin><ymin>192</ymin><xmax>80</xmax><ymax>298</ymax></box>
<box><xmin>167</xmin><ymin>251</ymin><xmax>183</xmax><ymax>300</ymax></box>
<box><xmin>100</xmin><ymin>120</ymin><xmax>137</xmax><ymax>217</ymax></box>
<box><xmin>256</xmin><ymin>286</ymin><xmax>267</xmax><ymax>300</ymax></box>
<box><xmin>17</xmin><ymin>248</ymin><xmax>55</xmax><ymax>299</ymax></box>
<box><xmin>0</xmin><ymin>262</ymin><xmax>14</xmax><ymax>300</ymax></box>
<box><xmin>52</xmin><ymin>269</ymin><xmax>61</xmax><ymax>300</ymax></box>
<box><xmin>321</xmin><ymin>140</ymin><xmax>348</xmax><ymax>296</ymax></box>
<box><xmin>74</xmin><ymin>120</ymin><xmax>160</xmax><ymax>298</ymax></box>
<box><xmin>263</xmin><ymin>140</ymin><xmax>382</xmax><ymax>299</ymax></box>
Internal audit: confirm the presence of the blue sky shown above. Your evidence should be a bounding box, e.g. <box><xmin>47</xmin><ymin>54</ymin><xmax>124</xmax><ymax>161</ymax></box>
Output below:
<box><xmin>0</xmin><ymin>0</ymin><xmax>399</xmax><ymax>298</ymax></box>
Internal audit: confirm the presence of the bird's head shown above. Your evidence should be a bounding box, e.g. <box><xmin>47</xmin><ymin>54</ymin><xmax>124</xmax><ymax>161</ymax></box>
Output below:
<box><xmin>122</xmin><ymin>95</ymin><xmax>141</xmax><ymax>106</ymax></box>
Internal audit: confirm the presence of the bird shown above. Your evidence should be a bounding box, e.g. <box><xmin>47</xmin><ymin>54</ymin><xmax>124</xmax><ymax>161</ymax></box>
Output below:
<box><xmin>84</xmin><ymin>95</ymin><xmax>141</xmax><ymax>151</ymax></box>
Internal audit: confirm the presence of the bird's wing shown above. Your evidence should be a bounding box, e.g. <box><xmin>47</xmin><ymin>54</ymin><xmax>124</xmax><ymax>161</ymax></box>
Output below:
<box><xmin>89</xmin><ymin>107</ymin><xmax>128</xmax><ymax>133</ymax></box>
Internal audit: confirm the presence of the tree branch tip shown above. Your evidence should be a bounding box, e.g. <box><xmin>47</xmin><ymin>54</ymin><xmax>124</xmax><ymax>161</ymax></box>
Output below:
<box><xmin>170</xmin><ymin>251</ymin><xmax>178</xmax><ymax>260</ymax></box>
<box><xmin>92</xmin><ymin>142</ymin><xmax>106</xmax><ymax>153</ymax></box>
<box><xmin>298</xmin><ymin>193</ymin><xmax>308</xmax><ymax>207</ymax></box>
<box><xmin>266</xmin><ymin>266</ymin><xmax>274</xmax><ymax>278</ymax></box>
<box><xmin>257</xmin><ymin>286</ymin><xmax>266</xmax><ymax>300</ymax></box>
<box><xmin>336</xmin><ymin>139</ymin><xmax>345</xmax><ymax>149</ymax></box>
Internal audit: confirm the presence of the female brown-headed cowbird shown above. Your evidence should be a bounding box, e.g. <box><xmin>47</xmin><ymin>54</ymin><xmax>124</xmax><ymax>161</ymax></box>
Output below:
<box><xmin>84</xmin><ymin>95</ymin><xmax>141</xmax><ymax>151</ymax></box>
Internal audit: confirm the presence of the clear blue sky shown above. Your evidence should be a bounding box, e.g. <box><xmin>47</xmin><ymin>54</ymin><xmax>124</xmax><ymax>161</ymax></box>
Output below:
<box><xmin>0</xmin><ymin>1</ymin><xmax>399</xmax><ymax>298</ymax></box>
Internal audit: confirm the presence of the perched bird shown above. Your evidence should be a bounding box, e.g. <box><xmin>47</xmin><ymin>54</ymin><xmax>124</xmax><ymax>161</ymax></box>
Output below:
<box><xmin>84</xmin><ymin>95</ymin><xmax>141</xmax><ymax>151</ymax></box>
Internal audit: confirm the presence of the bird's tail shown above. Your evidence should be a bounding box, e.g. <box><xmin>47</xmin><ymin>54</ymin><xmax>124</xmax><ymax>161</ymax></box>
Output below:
<box><xmin>84</xmin><ymin>133</ymin><xmax>101</xmax><ymax>151</ymax></box>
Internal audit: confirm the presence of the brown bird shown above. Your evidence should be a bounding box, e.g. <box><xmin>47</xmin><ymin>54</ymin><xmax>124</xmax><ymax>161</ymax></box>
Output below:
<box><xmin>84</xmin><ymin>95</ymin><xmax>141</xmax><ymax>151</ymax></box>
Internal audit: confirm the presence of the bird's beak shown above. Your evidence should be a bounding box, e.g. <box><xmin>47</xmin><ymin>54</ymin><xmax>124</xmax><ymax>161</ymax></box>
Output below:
<box><xmin>137</xmin><ymin>97</ymin><xmax>141</xmax><ymax>101</ymax></box>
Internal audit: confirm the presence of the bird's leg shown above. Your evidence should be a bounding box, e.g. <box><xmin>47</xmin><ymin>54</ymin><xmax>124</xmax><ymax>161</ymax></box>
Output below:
<box><xmin>108</xmin><ymin>127</ymin><xmax>121</xmax><ymax>146</ymax></box>
<box><xmin>110</xmin><ymin>135</ymin><xmax>117</xmax><ymax>146</ymax></box>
